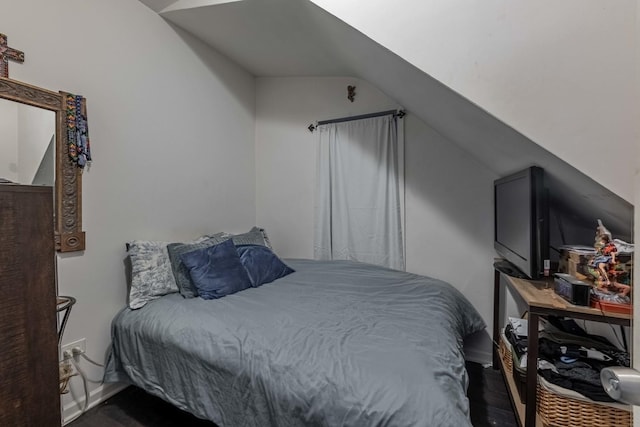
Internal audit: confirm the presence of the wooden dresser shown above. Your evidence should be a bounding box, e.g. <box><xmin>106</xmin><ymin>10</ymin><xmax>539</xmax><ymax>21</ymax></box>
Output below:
<box><xmin>0</xmin><ymin>185</ymin><xmax>61</xmax><ymax>426</ymax></box>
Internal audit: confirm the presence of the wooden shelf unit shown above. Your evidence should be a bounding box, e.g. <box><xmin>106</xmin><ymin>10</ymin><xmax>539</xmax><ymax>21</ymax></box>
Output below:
<box><xmin>497</xmin><ymin>345</ymin><xmax>543</xmax><ymax>427</ymax></box>
<box><xmin>492</xmin><ymin>270</ymin><xmax>632</xmax><ymax>427</ymax></box>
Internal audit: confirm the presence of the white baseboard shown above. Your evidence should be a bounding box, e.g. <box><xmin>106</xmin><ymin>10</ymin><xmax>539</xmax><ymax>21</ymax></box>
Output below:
<box><xmin>463</xmin><ymin>330</ymin><xmax>493</xmax><ymax>366</ymax></box>
<box><xmin>62</xmin><ymin>382</ymin><xmax>127</xmax><ymax>425</ymax></box>
<box><xmin>464</xmin><ymin>348</ymin><xmax>493</xmax><ymax>365</ymax></box>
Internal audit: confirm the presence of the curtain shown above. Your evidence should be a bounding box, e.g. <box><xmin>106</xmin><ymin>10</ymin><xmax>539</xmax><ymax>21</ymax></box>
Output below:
<box><xmin>314</xmin><ymin>114</ymin><xmax>405</xmax><ymax>270</ymax></box>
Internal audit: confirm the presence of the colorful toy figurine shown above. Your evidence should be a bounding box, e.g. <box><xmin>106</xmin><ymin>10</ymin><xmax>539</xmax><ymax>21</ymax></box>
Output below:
<box><xmin>588</xmin><ymin>220</ymin><xmax>631</xmax><ymax>297</ymax></box>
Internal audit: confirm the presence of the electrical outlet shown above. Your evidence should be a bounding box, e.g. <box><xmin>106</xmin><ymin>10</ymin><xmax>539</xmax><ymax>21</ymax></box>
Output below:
<box><xmin>61</xmin><ymin>338</ymin><xmax>86</xmax><ymax>359</ymax></box>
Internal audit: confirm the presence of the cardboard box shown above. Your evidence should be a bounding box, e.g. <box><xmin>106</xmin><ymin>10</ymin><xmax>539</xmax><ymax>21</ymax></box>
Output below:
<box><xmin>566</xmin><ymin>251</ymin><xmax>593</xmax><ymax>263</ymax></box>
<box><xmin>558</xmin><ymin>257</ymin><xmax>589</xmax><ymax>278</ymax></box>
<box><xmin>560</xmin><ymin>248</ymin><xmax>633</xmax><ymax>286</ymax></box>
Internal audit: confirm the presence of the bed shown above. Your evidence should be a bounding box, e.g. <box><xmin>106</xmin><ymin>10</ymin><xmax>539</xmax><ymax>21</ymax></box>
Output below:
<box><xmin>104</xmin><ymin>258</ymin><xmax>485</xmax><ymax>426</ymax></box>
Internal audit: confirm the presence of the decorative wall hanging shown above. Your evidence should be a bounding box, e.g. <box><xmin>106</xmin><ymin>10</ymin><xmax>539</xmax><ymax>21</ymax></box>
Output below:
<box><xmin>64</xmin><ymin>93</ymin><xmax>92</xmax><ymax>168</ymax></box>
<box><xmin>347</xmin><ymin>85</ymin><xmax>356</xmax><ymax>102</ymax></box>
<box><xmin>0</xmin><ymin>33</ymin><xmax>24</xmax><ymax>78</ymax></box>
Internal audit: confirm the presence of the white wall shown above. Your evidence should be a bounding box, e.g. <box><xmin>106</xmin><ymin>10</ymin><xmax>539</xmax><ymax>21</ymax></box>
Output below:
<box><xmin>256</xmin><ymin>76</ymin><xmax>497</xmax><ymax>361</ymax></box>
<box><xmin>403</xmin><ymin>115</ymin><xmax>497</xmax><ymax>361</ymax></box>
<box><xmin>2</xmin><ymin>0</ymin><xmax>256</xmax><ymax>421</ymax></box>
<box><xmin>309</xmin><ymin>0</ymin><xmax>636</xmax><ymax>203</ymax></box>
<box><xmin>0</xmin><ymin>100</ymin><xmax>18</xmax><ymax>182</ymax></box>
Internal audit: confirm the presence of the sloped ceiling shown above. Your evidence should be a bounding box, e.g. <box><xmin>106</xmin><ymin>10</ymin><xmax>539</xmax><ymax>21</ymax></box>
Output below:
<box><xmin>152</xmin><ymin>0</ymin><xmax>356</xmax><ymax>76</ymax></box>
<box><xmin>138</xmin><ymin>0</ymin><xmax>177</xmax><ymax>13</ymax></box>
<box><xmin>138</xmin><ymin>0</ymin><xmax>633</xmax><ymax>240</ymax></box>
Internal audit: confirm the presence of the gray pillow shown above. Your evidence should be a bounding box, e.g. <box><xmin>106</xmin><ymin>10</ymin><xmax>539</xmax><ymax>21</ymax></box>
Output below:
<box><xmin>167</xmin><ymin>233</ymin><xmax>229</xmax><ymax>298</ymax></box>
<box><xmin>200</xmin><ymin>227</ymin><xmax>272</xmax><ymax>248</ymax></box>
<box><xmin>180</xmin><ymin>239</ymin><xmax>252</xmax><ymax>300</ymax></box>
<box><xmin>127</xmin><ymin>240</ymin><xmax>178</xmax><ymax>309</ymax></box>
<box><xmin>227</xmin><ymin>226</ymin><xmax>272</xmax><ymax>248</ymax></box>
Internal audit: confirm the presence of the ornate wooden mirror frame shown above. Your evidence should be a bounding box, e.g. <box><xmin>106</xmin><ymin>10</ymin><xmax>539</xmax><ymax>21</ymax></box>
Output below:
<box><xmin>0</xmin><ymin>77</ymin><xmax>85</xmax><ymax>252</ymax></box>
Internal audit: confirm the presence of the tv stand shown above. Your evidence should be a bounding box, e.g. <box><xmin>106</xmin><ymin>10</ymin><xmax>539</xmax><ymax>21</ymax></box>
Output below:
<box><xmin>492</xmin><ymin>269</ymin><xmax>631</xmax><ymax>427</ymax></box>
<box><xmin>493</xmin><ymin>259</ymin><xmax>527</xmax><ymax>279</ymax></box>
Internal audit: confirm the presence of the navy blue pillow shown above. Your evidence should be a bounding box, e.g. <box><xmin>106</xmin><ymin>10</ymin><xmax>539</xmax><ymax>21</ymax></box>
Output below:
<box><xmin>180</xmin><ymin>239</ymin><xmax>251</xmax><ymax>300</ymax></box>
<box><xmin>236</xmin><ymin>244</ymin><xmax>294</xmax><ymax>287</ymax></box>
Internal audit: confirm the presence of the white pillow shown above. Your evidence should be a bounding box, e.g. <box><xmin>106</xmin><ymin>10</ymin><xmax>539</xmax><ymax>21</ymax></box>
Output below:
<box><xmin>126</xmin><ymin>240</ymin><xmax>178</xmax><ymax>309</ymax></box>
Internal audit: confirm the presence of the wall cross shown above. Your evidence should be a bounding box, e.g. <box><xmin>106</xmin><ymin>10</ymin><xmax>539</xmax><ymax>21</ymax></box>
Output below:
<box><xmin>0</xmin><ymin>33</ymin><xmax>25</xmax><ymax>78</ymax></box>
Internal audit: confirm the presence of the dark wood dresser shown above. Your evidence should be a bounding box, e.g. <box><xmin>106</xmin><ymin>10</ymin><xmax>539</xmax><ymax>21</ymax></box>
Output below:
<box><xmin>0</xmin><ymin>185</ymin><xmax>61</xmax><ymax>426</ymax></box>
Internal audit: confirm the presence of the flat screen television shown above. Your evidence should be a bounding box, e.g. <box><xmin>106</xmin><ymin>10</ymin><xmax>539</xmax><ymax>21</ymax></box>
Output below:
<box><xmin>494</xmin><ymin>166</ymin><xmax>549</xmax><ymax>279</ymax></box>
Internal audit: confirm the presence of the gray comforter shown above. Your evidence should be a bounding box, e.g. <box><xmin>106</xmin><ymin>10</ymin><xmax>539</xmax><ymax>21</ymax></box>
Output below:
<box><xmin>104</xmin><ymin>259</ymin><xmax>485</xmax><ymax>427</ymax></box>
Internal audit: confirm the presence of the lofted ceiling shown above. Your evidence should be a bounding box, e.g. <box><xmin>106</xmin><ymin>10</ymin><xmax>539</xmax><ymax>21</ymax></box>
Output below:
<box><xmin>141</xmin><ymin>0</ymin><xmax>355</xmax><ymax>76</ymax></box>
<box><xmin>137</xmin><ymin>0</ymin><xmax>633</xmax><ymax>240</ymax></box>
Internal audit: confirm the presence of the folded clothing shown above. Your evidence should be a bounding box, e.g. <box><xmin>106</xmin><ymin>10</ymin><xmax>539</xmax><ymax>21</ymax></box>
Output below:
<box><xmin>504</xmin><ymin>320</ymin><xmax>629</xmax><ymax>402</ymax></box>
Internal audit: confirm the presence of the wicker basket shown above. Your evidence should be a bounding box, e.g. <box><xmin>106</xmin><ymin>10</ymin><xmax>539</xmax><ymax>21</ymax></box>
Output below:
<box><xmin>500</xmin><ymin>333</ymin><xmax>528</xmax><ymax>403</ymax></box>
<box><xmin>498</xmin><ymin>333</ymin><xmax>513</xmax><ymax>374</ymax></box>
<box><xmin>498</xmin><ymin>334</ymin><xmax>631</xmax><ymax>427</ymax></box>
<box><xmin>537</xmin><ymin>382</ymin><xmax>631</xmax><ymax>427</ymax></box>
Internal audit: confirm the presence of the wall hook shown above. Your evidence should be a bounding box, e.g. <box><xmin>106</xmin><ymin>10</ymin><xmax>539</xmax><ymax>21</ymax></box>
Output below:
<box><xmin>347</xmin><ymin>85</ymin><xmax>356</xmax><ymax>102</ymax></box>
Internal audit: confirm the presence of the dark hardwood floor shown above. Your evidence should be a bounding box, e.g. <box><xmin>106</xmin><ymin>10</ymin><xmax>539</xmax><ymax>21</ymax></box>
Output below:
<box><xmin>69</xmin><ymin>362</ymin><xmax>517</xmax><ymax>427</ymax></box>
<box><xmin>68</xmin><ymin>386</ymin><xmax>217</xmax><ymax>427</ymax></box>
<box><xmin>466</xmin><ymin>362</ymin><xmax>519</xmax><ymax>427</ymax></box>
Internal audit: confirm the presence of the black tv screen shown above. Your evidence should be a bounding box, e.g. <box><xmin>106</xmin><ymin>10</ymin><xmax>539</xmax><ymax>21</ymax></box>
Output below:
<box><xmin>494</xmin><ymin>166</ymin><xmax>549</xmax><ymax>279</ymax></box>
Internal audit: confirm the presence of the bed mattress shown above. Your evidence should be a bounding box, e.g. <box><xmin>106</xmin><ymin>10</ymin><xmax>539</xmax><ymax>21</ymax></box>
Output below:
<box><xmin>104</xmin><ymin>259</ymin><xmax>485</xmax><ymax>427</ymax></box>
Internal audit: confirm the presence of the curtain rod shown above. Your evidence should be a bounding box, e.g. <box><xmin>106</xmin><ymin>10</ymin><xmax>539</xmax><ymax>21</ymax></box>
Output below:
<box><xmin>308</xmin><ymin>109</ymin><xmax>406</xmax><ymax>132</ymax></box>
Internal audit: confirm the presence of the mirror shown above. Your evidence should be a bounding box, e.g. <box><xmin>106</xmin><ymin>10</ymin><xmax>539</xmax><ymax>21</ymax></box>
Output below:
<box><xmin>0</xmin><ymin>98</ymin><xmax>56</xmax><ymax>186</ymax></box>
<box><xmin>0</xmin><ymin>77</ymin><xmax>85</xmax><ymax>252</ymax></box>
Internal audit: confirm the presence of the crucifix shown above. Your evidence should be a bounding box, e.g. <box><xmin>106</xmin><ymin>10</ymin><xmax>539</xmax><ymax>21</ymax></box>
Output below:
<box><xmin>0</xmin><ymin>33</ymin><xmax>25</xmax><ymax>78</ymax></box>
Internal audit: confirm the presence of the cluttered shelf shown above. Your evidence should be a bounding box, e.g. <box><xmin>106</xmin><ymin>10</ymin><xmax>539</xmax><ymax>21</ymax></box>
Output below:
<box><xmin>504</xmin><ymin>276</ymin><xmax>631</xmax><ymax>325</ymax></box>
<box><xmin>497</xmin><ymin>317</ymin><xmax>630</xmax><ymax>427</ymax></box>
<box><xmin>493</xmin><ymin>271</ymin><xmax>632</xmax><ymax>427</ymax></box>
